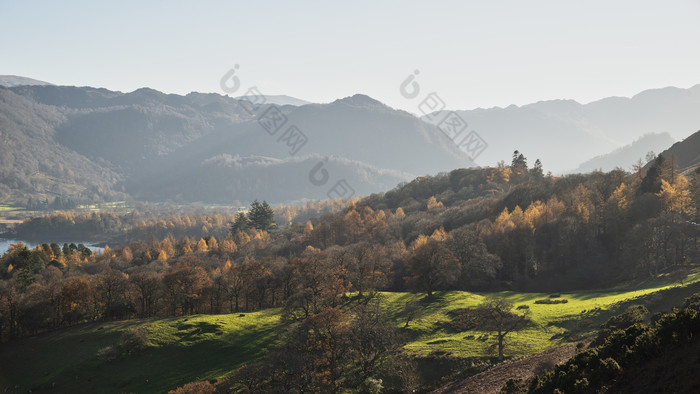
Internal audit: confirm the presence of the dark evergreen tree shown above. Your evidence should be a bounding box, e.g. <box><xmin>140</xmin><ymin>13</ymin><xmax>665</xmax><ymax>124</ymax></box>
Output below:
<box><xmin>231</xmin><ymin>211</ymin><xmax>249</xmax><ymax>233</ymax></box>
<box><xmin>531</xmin><ymin>159</ymin><xmax>544</xmax><ymax>178</ymax></box>
<box><xmin>247</xmin><ymin>200</ymin><xmax>275</xmax><ymax>231</ymax></box>
<box><xmin>639</xmin><ymin>155</ymin><xmax>665</xmax><ymax>194</ymax></box>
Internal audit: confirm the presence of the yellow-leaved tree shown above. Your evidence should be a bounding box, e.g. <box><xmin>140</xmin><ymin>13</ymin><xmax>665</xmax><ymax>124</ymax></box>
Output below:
<box><xmin>427</xmin><ymin>196</ymin><xmax>444</xmax><ymax>211</ymax></box>
<box><xmin>658</xmin><ymin>175</ymin><xmax>695</xmax><ymax>217</ymax></box>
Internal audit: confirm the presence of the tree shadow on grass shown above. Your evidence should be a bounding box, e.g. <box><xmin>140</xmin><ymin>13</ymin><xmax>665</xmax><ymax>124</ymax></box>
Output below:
<box><xmin>175</xmin><ymin>322</ymin><xmax>222</xmax><ymax>342</ymax></box>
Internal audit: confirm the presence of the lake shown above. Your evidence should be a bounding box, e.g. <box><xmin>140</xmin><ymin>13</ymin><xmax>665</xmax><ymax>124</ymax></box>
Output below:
<box><xmin>0</xmin><ymin>239</ymin><xmax>105</xmax><ymax>254</ymax></box>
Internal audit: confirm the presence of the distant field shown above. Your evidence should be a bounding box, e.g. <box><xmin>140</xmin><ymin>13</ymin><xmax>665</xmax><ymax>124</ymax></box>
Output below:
<box><xmin>0</xmin><ymin>204</ymin><xmax>21</xmax><ymax>212</ymax></box>
<box><xmin>76</xmin><ymin>201</ymin><xmax>131</xmax><ymax>212</ymax></box>
<box><xmin>1</xmin><ymin>270</ymin><xmax>699</xmax><ymax>393</ymax></box>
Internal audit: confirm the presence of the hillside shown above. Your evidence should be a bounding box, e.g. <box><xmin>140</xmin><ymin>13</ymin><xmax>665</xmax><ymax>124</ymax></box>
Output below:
<box><xmin>2</xmin><ymin>159</ymin><xmax>700</xmax><ymax>391</ymax></box>
<box><xmin>423</xmin><ymin>85</ymin><xmax>700</xmax><ymax>173</ymax></box>
<box><xmin>0</xmin><ymin>88</ymin><xmax>125</xmax><ymax>203</ymax></box>
<box><xmin>572</xmin><ymin>132</ymin><xmax>675</xmax><ymax>174</ymax></box>
<box><xmin>0</xmin><ymin>75</ymin><xmax>52</xmax><ymax>87</ymax></box>
<box><xmin>0</xmin><ymin>85</ymin><xmax>472</xmax><ymax>205</ymax></box>
<box><xmin>234</xmin><ymin>94</ymin><xmax>311</xmax><ymax>106</ymax></box>
<box><xmin>654</xmin><ymin>129</ymin><xmax>700</xmax><ymax>174</ymax></box>
<box><xmin>2</xmin><ymin>276</ymin><xmax>699</xmax><ymax>393</ymax></box>
<box><xmin>529</xmin><ymin>288</ymin><xmax>700</xmax><ymax>394</ymax></box>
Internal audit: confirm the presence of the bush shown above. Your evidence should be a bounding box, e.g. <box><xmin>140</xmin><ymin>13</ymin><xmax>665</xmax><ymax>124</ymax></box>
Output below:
<box><xmin>361</xmin><ymin>377</ymin><xmax>384</xmax><ymax>394</ymax></box>
<box><xmin>448</xmin><ymin>308</ymin><xmax>480</xmax><ymax>331</ymax></box>
<box><xmin>593</xmin><ymin>305</ymin><xmax>649</xmax><ymax>346</ymax></box>
<box><xmin>534</xmin><ymin>299</ymin><xmax>568</xmax><ymax>304</ymax></box>
<box><xmin>120</xmin><ymin>327</ymin><xmax>149</xmax><ymax>354</ymax></box>
<box><xmin>168</xmin><ymin>381</ymin><xmax>216</xmax><ymax>394</ymax></box>
<box><xmin>683</xmin><ymin>293</ymin><xmax>700</xmax><ymax>311</ymax></box>
<box><xmin>96</xmin><ymin>345</ymin><xmax>119</xmax><ymax>362</ymax></box>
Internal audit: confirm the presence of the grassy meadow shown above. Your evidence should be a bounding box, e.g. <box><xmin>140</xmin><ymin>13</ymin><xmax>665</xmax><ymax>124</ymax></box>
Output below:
<box><xmin>1</xmin><ymin>270</ymin><xmax>699</xmax><ymax>393</ymax></box>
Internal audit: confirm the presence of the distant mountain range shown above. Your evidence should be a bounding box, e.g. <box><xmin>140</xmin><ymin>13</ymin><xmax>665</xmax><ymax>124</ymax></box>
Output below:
<box><xmin>0</xmin><ymin>83</ymin><xmax>472</xmax><ymax>205</ymax></box>
<box><xmin>572</xmin><ymin>132</ymin><xmax>675</xmax><ymax>174</ymax></box>
<box><xmin>0</xmin><ymin>75</ymin><xmax>52</xmax><ymax>87</ymax></box>
<box><xmin>1</xmin><ymin>77</ymin><xmax>697</xmax><ymax>205</ymax></box>
<box><xmin>423</xmin><ymin>85</ymin><xmax>700</xmax><ymax>173</ymax></box>
<box><xmin>234</xmin><ymin>94</ymin><xmax>311</xmax><ymax>106</ymax></box>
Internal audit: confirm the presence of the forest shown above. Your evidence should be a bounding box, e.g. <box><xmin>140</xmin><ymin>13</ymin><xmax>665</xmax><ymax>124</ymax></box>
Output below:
<box><xmin>1</xmin><ymin>152</ymin><xmax>700</xmax><ymax>392</ymax></box>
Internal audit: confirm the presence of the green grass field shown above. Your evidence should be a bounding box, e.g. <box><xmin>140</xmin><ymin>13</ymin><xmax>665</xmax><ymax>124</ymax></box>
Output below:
<box><xmin>1</xmin><ymin>270</ymin><xmax>699</xmax><ymax>393</ymax></box>
<box><xmin>391</xmin><ymin>270</ymin><xmax>700</xmax><ymax>357</ymax></box>
<box><xmin>0</xmin><ymin>309</ymin><xmax>280</xmax><ymax>393</ymax></box>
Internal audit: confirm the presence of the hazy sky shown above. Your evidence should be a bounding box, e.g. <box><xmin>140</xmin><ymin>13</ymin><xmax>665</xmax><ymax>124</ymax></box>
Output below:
<box><xmin>1</xmin><ymin>1</ymin><xmax>699</xmax><ymax>111</ymax></box>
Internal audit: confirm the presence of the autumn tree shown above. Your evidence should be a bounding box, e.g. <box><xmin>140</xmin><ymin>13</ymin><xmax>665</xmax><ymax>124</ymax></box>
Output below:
<box><xmin>658</xmin><ymin>174</ymin><xmax>695</xmax><ymax>218</ymax></box>
<box><xmin>286</xmin><ymin>246</ymin><xmax>349</xmax><ymax>319</ymax></box>
<box><xmin>163</xmin><ymin>262</ymin><xmax>211</xmax><ymax>315</ymax></box>
<box><xmin>447</xmin><ymin>227</ymin><xmax>501</xmax><ymax>290</ymax></box>
<box><xmin>347</xmin><ymin>243</ymin><xmax>390</xmax><ymax>298</ymax></box>
<box><xmin>93</xmin><ymin>269</ymin><xmax>132</xmax><ymax>320</ymax></box>
<box><xmin>405</xmin><ymin>239</ymin><xmax>458</xmax><ymax>298</ymax></box>
<box><xmin>349</xmin><ymin>299</ymin><xmax>398</xmax><ymax>382</ymax></box>
<box><xmin>693</xmin><ymin>169</ymin><xmax>700</xmax><ymax>221</ymax></box>
<box><xmin>426</xmin><ymin>196</ymin><xmax>444</xmax><ymax>211</ymax></box>
<box><xmin>60</xmin><ymin>277</ymin><xmax>92</xmax><ymax>325</ymax></box>
<box><xmin>222</xmin><ymin>260</ymin><xmax>245</xmax><ymax>312</ymax></box>
<box><xmin>129</xmin><ymin>270</ymin><xmax>162</xmax><ymax>318</ymax></box>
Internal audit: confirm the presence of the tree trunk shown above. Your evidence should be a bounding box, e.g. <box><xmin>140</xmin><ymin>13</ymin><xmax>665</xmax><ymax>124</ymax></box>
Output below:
<box><xmin>498</xmin><ymin>331</ymin><xmax>505</xmax><ymax>361</ymax></box>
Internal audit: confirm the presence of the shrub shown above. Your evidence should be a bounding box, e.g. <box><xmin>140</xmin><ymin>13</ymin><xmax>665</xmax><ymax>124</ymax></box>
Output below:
<box><xmin>361</xmin><ymin>377</ymin><xmax>384</xmax><ymax>394</ymax></box>
<box><xmin>168</xmin><ymin>381</ymin><xmax>216</xmax><ymax>394</ymax></box>
<box><xmin>534</xmin><ymin>299</ymin><xmax>568</xmax><ymax>304</ymax></box>
<box><xmin>683</xmin><ymin>293</ymin><xmax>700</xmax><ymax>311</ymax></box>
<box><xmin>447</xmin><ymin>308</ymin><xmax>480</xmax><ymax>331</ymax></box>
<box><xmin>96</xmin><ymin>345</ymin><xmax>119</xmax><ymax>362</ymax></box>
<box><xmin>120</xmin><ymin>327</ymin><xmax>149</xmax><ymax>354</ymax></box>
<box><xmin>500</xmin><ymin>378</ymin><xmax>525</xmax><ymax>393</ymax></box>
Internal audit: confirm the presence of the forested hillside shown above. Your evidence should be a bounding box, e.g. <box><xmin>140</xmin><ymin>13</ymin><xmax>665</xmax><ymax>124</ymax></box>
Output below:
<box><xmin>0</xmin><ymin>85</ymin><xmax>475</xmax><ymax>205</ymax></box>
<box><xmin>3</xmin><ymin>150</ymin><xmax>699</xmax><ymax>336</ymax></box>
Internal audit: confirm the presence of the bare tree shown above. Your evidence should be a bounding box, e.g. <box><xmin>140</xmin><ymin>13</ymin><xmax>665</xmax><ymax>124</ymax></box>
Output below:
<box><xmin>475</xmin><ymin>298</ymin><xmax>530</xmax><ymax>361</ymax></box>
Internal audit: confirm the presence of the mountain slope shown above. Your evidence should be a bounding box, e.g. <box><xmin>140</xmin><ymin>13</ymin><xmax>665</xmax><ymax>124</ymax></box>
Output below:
<box><xmin>1</xmin><ymin>86</ymin><xmax>469</xmax><ymax>204</ymax></box>
<box><xmin>235</xmin><ymin>94</ymin><xmax>311</xmax><ymax>106</ymax></box>
<box><xmin>0</xmin><ymin>75</ymin><xmax>52</xmax><ymax>87</ymax></box>
<box><xmin>424</xmin><ymin>84</ymin><xmax>700</xmax><ymax>173</ymax></box>
<box><xmin>572</xmin><ymin>132</ymin><xmax>675</xmax><ymax>173</ymax></box>
<box><xmin>655</xmin><ymin>129</ymin><xmax>700</xmax><ymax>174</ymax></box>
<box><xmin>0</xmin><ymin>87</ymin><xmax>123</xmax><ymax>202</ymax></box>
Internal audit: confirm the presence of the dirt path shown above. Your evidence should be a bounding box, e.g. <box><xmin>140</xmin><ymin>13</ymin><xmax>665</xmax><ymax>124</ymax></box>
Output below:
<box><xmin>432</xmin><ymin>343</ymin><xmax>580</xmax><ymax>394</ymax></box>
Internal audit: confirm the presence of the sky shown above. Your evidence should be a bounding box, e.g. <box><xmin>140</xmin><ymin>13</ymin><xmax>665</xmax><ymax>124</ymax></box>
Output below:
<box><xmin>1</xmin><ymin>0</ymin><xmax>699</xmax><ymax>112</ymax></box>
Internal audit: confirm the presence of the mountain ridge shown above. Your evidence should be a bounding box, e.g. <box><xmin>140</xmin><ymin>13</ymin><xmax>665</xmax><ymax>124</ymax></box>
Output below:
<box><xmin>423</xmin><ymin>84</ymin><xmax>700</xmax><ymax>172</ymax></box>
<box><xmin>0</xmin><ymin>84</ymin><xmax>472</xmax><ymax>204</ymax></box>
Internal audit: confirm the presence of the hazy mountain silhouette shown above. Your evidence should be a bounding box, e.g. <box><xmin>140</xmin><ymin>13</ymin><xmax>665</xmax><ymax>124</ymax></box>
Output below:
<box><xmin>572</xmin><ymin>132</ymin><xmax>675</xmax><ymax>174</ymax></box>
<box><xmin>234</xmin><ymin>94</ymin><xmax>311</xmax><ymax>106</ymax></box>
<box><xmin>4</xmin><ymin>79</ymin><xmax>697</xmax><ymax>205</ymax></box>
<box><xmin>0</xmin><ymin>87</ymin><xmax>123</xmax><ymax>202</ymax></box>
<box><xmin>424</xmin><ymin>85</ymin><xmax>700</xmax><ymax>173</ymax></box>
<box><xmin>1</xmin><ymin>84</ymin><xmax>472</xmax><ymax>204</ymax></box>
<box><xmin>0</xmin><ymin>75</ymin><xmax>52</xmax><ymax>87</ymax></box>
